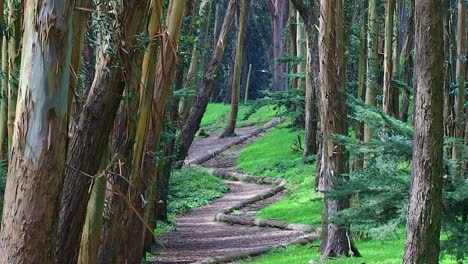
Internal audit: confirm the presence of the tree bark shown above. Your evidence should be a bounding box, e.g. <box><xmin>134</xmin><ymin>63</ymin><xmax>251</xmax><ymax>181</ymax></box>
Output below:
<box><xmin>271</xmin><ymin>0</ymin><xmax>289</xmax><ymax>91</ymax></box>
<box><xmin>0</xmin><ymin>1</ymin><xmax>74</xmax><ymax>262</ymax></box>
<box><xmin>6</xmin><ymin>0</ymin><xmax>20</xmax><ymax>151</ymax></box>
<box><xmin>364</xmin><ymin>0</ymin><xmax>379</xmax><ymax>167</ymax></box>
<box><xmin>0</xmin><ymin>0</ymin><xmax>7</xmax><ymax>160</ymax></box>
<box><xmin>382</xmin><ymin>0</ymin><xmax>397</xmax><ymax>117</ymax></box>
<box><xmin>221</xmin><ymin>0</ymin><xmax>250</xmax><ymax>138</ymax></box>
<box><xmin>317</xmin><ymin>0</ymin><xmax>360</xmax><ymax>258</ymax></box>
<box><xmin>399</xmin><ymin>0</ymin><xmax>414</xmax><ymax>123</ymax></box>
<box><xmin>291</xmin><ymin>0</ymin><xmax>319</xmax><ymax>158</ymax></box>
<box><xmin>56</xmin><ymin>1</ymin><xmax>149</xmax><ymax>263</ymax></box>
<box><xmin>353</xmin><ymin>9</ymin><xmax>367</xmax><ymax>170</ymax></box>
<box><xmin>452</xmin><ymin>1</ymin><xmax>467</xmax><ymax>176</ymax></box>
<box><xmin>403</xmin><ymin>0</ymin><xmax>444</xmax><ymax>262</ymax></box>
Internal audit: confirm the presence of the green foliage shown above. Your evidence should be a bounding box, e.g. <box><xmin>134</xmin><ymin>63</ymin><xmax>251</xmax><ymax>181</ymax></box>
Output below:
<box><xmin>155</xmin><ymin>169</ymin><xmax>229</xmax><ymax>235</ymax></box>
<box><xmin>243</xmin><ymin>90</ymin><xmax>306</xmax><ymax>128</ymax></box>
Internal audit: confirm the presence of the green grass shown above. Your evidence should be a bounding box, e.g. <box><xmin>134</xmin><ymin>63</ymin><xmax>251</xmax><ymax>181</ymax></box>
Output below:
<box><xmin>237</xmin><ymin>125</ymin><xmax>322</xmax><ymax>225</ymax></box>
<box><xmin>236</xmin><ymin>126</ymin><xmax>459</xmax><ymax>264</ymax></box>
<box><xmin>200</xmin><ymin>103</ymin><xmax>231</xmax><ymax>128</ymax></box>
<box><xmin>155</xmin><ymin>169</ymin><xmax>229</xmax><ymax>235</ymax></box>
<box><xmin>241</xmin><ymin>239</ymin><xmax>458</xmax><ymax>264</ymax></box>
<box><xmin>200</xmin><ymin>103</ymin><xmax>279</xmax><ymax>131</ymax></box>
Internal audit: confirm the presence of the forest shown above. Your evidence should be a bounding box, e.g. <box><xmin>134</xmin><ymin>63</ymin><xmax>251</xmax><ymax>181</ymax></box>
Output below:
<box><xmin>0</xmin><ymin>0</ymin><xmax>466</xmax><ymax>263</ymax></box>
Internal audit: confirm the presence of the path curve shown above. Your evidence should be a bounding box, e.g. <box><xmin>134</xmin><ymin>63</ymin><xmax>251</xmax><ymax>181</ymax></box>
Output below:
<box><xmin>150</xmin><ymin>124</ymin><xmax>315</xmax><ymax>263</ymax></box>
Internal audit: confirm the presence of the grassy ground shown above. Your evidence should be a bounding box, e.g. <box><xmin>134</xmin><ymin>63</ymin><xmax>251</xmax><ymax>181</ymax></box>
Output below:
<box><xmin>236</xmin><ymin>126</ymin><xmax>458</xmax><ymax>264</ymax></box>
<box><xmin>155</xmin><ymin>169</ymin><xmax>229</xmax><ymax>235</ymax></box>
<box><xmin>200</xmin><ymin>103</ymin><xmax>279</xmax><ymax>131</ymax></box>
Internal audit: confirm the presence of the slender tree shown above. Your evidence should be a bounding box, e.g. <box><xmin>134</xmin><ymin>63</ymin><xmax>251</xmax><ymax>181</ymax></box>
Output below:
<box><xmin>290</xmin><ymin>0</ymin><xmax>319</xmax><ymax>157</ymax></box>
<box><xmin>181</xmin><ymin>0</ymin><xmax>240</xmax><ymax>158</ymax></box>
<box><xmin>364</xmin><ymin>0</ymin><xmax>379</xmax><ymax>167</ymax></box>
<box><xmin>221</xmin><ymin>0</ymin><xmax>250</xmax><ymax>137</ymax></box>
<box><xmin>452</xmin><ymin>1</ymin><xmax>467</xmax><ymax>176</ymax></box>
<box><xmin>6</xmin><ymin>0</ymin><xmax>19</xmax><ymax>150</ymax></box>
<box><xmin>403</xmin><ymin>0</ymin><xmax>445</xmax><ymax>262</ymax></box>
<box><xmin>382</xmin><ymin>0</ymin><xmax>397</xmax><ymax>117</ymax></box>
<box><xmin>0</xmin><ymin>1</ymin><xmax>74</xmax><ymax>262</ymax></box>
<box><xmin>270</xmin><ymin>0</ymin><xmax>289</xmax><ymax>91</ymax></box>
<box><xmin>317</xmin><ymin>0</ymin><xmax>360</xmax><ymax>258</ymax></box>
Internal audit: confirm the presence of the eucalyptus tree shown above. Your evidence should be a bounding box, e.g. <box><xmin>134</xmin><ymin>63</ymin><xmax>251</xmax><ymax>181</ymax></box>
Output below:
<box><xmin>403</xmin><ymin>0</ymin><xmax>445</xmax><ymax>262</ymax></box>
<box><xmin>316</xmin><ymin>0</ymin><xmax>360</xmax><ymax>258</ymax></box>
<box><xmin>270</xmin><ymin>0</ymin><xmax>290</xmax><ymax>91</ymax></box>
<box><xmin>56</xmin><ymin>1</ymin><xmax>150</xmax><ymax>263</ymax></box>
<box><xmin>0</xmin><ymin>1</ymin><xmax>74</xmax><ymax>262</ymax></box>
<box><xmin>364</xmin><ymin>0</ymin><xmax>379</xmax><ymax>166</ymax></box>
<box><xmin>290</xmin><ymin>0</ymin><xmax>319</xmax><ymax>156</ymax></box>
<box><xmin>182</xmin><ymin>0</ymin><xmax>240</xmax><ymax>157</ymax></box>
<box><xmin>221</xmin><ymin>0</ymin><xmax>251</xmax><ymax>137</ymax></box>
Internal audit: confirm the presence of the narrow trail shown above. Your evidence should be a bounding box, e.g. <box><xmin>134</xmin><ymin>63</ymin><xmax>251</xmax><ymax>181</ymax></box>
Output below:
<box><xmin>150</xmin><ymin>126</ymin><xmax>313</xmax><ymax>264</ymax></box>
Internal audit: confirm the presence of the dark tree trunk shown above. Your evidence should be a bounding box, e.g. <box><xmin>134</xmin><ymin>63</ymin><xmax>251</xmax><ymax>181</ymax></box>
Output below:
<box><xmin>399</xmin><ymin>0</ymin><xmax>414</xmax><ymax>123</ymax></box>
<box><xmin>56</xmin><ymin>2</ymin><xmax>149</xmax><ymax>263</ymax></box>
<box><xmin>403</xmin><ymin>0</ymin><xmax>444</xmax><ymax>262</ymax></box>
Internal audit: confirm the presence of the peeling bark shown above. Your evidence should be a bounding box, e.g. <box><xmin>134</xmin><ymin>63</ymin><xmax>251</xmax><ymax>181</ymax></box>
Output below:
<box><xmin>0</xmin><ymin>1</ymin><xmax>74</xmax><ymax>262</ymax></box>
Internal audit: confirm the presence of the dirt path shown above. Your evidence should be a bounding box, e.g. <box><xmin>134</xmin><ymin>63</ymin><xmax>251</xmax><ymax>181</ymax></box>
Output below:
<box><xmin>150</xmin><ymin>128</ymin><xmax>312</xmax><ymax>264</ymax></box>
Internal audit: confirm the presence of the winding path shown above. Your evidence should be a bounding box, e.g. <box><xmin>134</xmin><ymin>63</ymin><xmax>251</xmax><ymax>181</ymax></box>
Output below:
<box><xmin>150</xmin><ymin>126</ymin><xmax>316</xmax><ymax>264</ymax></box>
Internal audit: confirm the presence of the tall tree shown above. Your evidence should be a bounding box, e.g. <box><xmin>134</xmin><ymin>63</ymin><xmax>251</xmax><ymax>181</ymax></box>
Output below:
<box><xmin>270</xmin><ymin>0</ymin><xmax>289</xmax><ymax>91</ymax></box>
<box><xmin>181</xmin><ymin>0</ymin><xmax>240</xmax><ymax>158</ymax></box>
<box><xmin>403</xmin><ymin>0</ymin><xmax>444</xmax><ymax>262</ymax></box>
<box><xmin>317</xmin><ymin>0</ymin><xmax>360</xmax><ymax>258</ymax></box>
<box><xmin>364</xmin><ymin>0</ymin><xmax>379</xmax><ymax>166</ymax></box>
<box><xmin>0</xmin><ymin>0</ymin><xmax>74</xmax><ymax>262</ymax></box>
<box><xmin>221</xmin><ymin>0</ymin><xmax>250</xmax><ymax>137</ymax></box>
<box><xmin>452</xmin><ymin>1</ymin><xmax>467</xmax><ymax>176</ymax></box>
<box><xmin>399</xmin><ymin>0</ymin><xmax>414</xmax><ymax>123</ymax></box>
<box><xmin>56</xmin><ymin>1</ymin><xmax>149</xmax><ymax>263</ymax></box>
<box><xmin>290</xmin><ymin>0</ymin><xmax>319</xmax><ymax>157</ymax></box>
<box><xmin>382</xmin><ymin>0</ymin><xmax>398</xmax><ymax>117</ymax></box>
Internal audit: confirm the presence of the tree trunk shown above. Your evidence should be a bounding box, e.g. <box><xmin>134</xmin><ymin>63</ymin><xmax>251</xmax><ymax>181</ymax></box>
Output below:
<box><xmin>0</xmin><ymin>1</ymin><xmax>74</xmax><ymax>262</ymax></box>
<box><xmin>382</xmin><ymin>0</ymin><xmax>397</xmax><ymax>117</ymax></box>
<box><xmin>68</xmin><ymin>0</ymin><xmax>91</xmax><ymax>127</ymax></box>
<box><xmin>221</xmin><ymin>0</ymin><xmax>250</xmax><ymax>138</ymax></box>
<box><xmin>452</xmin><ymin>1</ymin><xmax>467</xmax><ymax>177</ymax></box>
<box><xmin>364</xmin><ymin>0</ymin><xmax>379</xmax><ymax>167</ymax></box>
<box><xmin>0</xmin><ymin>0</ymin><xmax>7</xmax><ymax>160</ymax></box>
<box><xmin>181</xmin><ymin>0</ymin><xmax>239</xmax><ymax>159</ymax></box>
<box><xmin>77</xmin><ymin>146</ymin><xmax>110</xmax><ymax>264</ymax></box>
<box><xmin>399</xmin><ymin>0</ymin><xmax>414</xmax><ymax>123</ymax></box>
<box><xmin>317</xmin><ymin>0</ymin><xmax>360</xmax><ymax>258</ymax></box>
<box><xmin>290</xmin><ymin>6</ymin><xmax>298</xmax><ymax>89</ymax></box>
<box><xmin>403</xmin><ymin>0</ymin><xmax>444</xmax><ymax>262</ymax></box>
<box><xmin>56</xmin><ymin>2</ymin><xmax>149</xmax><ymax>263</ymax></box>
<box><xmin>179</xmin><ymin>0</ymin><xmax>212</xmax><ymax>123</ymax></box>
<box><xmin>297</xmin><ymin>13</ymin><xmax>307</xmax><ymax>89</ymax></box>
<box><xmin>353</xmin><ymin>9</ymin><xmax>367</xmax><ymax>170</ymax></box>
<box><xmin>271</xmin><ymin>0</ymin><xmax>289</xmax><ymax>91</ymax></box>
<box><xmin>6</xmin><ymin>0</ymin><xmax>20</xmax><ymax>151</ymax></box>
<box><xmin>303</xmin><ymin>21</ymin><xmax>319</xmax><ymax>157</ymax></box>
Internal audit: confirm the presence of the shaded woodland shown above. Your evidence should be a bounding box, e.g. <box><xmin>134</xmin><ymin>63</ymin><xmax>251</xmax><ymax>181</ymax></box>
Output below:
<box><xmin>0</xmin><ymin>0</ymin><xmax>466</xmax><ymax>263</ymax></box>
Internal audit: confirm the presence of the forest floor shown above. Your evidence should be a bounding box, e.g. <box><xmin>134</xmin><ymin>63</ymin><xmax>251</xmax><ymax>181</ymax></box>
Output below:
<box><xmin>150</xmin><ymin>127</ymin><xmax>314</xmax><ymax>264</ymax></box>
